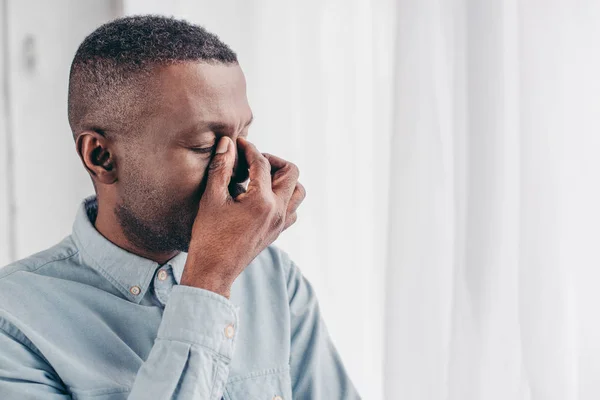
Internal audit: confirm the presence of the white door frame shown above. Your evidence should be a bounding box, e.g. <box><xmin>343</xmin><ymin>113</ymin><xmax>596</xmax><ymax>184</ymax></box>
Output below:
<box><xmin>0</xmin><ymin>0</ymin><xmax>15</xmax><ymax>265</ymax></box>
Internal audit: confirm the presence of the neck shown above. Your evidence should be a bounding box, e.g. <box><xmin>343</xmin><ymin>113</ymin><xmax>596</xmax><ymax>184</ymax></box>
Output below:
<box><xmin>94</xmin><ymin>200</ymin><xmax>179</xmax><ymax>265</ymax></box>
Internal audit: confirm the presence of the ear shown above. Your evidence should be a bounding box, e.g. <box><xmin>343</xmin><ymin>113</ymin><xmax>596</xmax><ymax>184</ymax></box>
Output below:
<box><xmin>75</xmin><ymin>131</ymin><xmax>118</xmax><ymax>185</ymax></box>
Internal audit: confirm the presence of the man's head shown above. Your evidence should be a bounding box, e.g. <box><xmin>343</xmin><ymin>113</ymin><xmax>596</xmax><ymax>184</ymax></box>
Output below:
<box><xmin>69</xmin><ymin>15</ymin><xmax>253</xmax><ymax>253</ymax></box>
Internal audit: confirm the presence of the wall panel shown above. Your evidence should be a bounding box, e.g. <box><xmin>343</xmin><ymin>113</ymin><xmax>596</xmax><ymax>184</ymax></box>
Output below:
<box><xmin>6</xmin><ymin>0</ymin><xmax>117</xmax><ymax>260</ymax></box>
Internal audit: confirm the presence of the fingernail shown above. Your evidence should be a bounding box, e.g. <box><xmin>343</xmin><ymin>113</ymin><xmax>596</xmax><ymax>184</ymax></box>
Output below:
<box><xmin>216</xmin><ymin>137</ymin><xmax>230</xmax><ymax>154</ymax></box>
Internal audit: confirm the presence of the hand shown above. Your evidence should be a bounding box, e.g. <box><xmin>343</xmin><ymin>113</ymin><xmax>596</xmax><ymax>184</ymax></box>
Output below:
<box><xmin>180</xmin><ymin>136</ymin><xmax>305</xmax><ymax>298</ymax></box>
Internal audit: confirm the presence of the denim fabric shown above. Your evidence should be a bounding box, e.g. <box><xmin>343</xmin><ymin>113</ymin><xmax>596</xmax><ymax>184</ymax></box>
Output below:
<box><xmin>0</xmin><ymin>195</ymin><xmax>360</xmax><ymax>399</ymax></box>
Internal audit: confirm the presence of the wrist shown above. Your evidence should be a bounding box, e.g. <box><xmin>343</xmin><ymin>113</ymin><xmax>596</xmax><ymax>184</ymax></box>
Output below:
<box><xmin>180</xmin><ymin>267</ymin><xmax>232</xmax><ymax>299</ymax></box>
<box><xmin>180</xmin><ymin>280</ymin><xmax>231</xmax><ymax>299</ymax></box>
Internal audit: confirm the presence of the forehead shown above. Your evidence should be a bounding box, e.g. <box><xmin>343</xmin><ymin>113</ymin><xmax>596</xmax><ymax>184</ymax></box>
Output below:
<box><xmin>147</xmin><ymin>61</ymin><xmax>251</xmax><ymax>130</ymax></box>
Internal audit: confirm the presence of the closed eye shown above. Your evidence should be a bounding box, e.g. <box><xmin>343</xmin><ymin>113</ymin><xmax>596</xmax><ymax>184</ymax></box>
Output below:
<box><xmin>190</xmin><ymin>145</ymin><xmax>216</xmax><ymax>154</ymax></box>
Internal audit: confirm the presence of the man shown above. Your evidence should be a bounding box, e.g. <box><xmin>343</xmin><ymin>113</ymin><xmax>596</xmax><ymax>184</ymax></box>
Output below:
<box><xmin>0</xmin><ymin>15</ymin><xmax>360</xmax><ymax>399</ymax></box>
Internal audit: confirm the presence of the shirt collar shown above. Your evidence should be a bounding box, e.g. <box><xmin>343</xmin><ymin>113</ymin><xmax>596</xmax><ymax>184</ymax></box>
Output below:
<box><xmin>167</xmin><ymin>249</ymin><xmax>187</xmax><ymax>285</ymax></box>
<box><xmin>71</xmin><ymin>195</ymin><xmax>188</xmax><ymax>303</ymax></box>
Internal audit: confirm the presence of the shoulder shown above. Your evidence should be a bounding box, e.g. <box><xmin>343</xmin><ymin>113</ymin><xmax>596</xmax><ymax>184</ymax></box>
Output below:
<box><xmin>0</xmin><ymin>235</ymin><xmax>79</xmax><ymax>298</ymax></box>
<box><xmin>251</xmin><ymin>244</ymin><xmax>294</xmax><ymax>272</ymax></box>
<box><xmin>0</xmin><ymin>235</ymin><xmax>79</xmax><ymax>278</ymax></box>
<box><xmin>247</xmin><ymin>244</ymin><xmax>302</xmax><ymax>282</ymax></box>
<box><xmin>237</xmin><ymin>244</ymin><xmax>311</xmax><ymax>302</ymax></box>
<box><xmin>232</xmin><ymin>244</ymin><xmax>304</xmax><ymax>301</ymax></box>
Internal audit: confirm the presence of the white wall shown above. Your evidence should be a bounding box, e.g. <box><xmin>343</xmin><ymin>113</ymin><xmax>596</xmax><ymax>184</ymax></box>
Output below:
<box><xmin>0</xmin><ymin>0</ymin><xmax>11</xmax><ymax>266</ymax></box>
<box><xmin>1</xmin><ymin>0</ymin><xmax>117</xmax><ymax>260</ymax></box>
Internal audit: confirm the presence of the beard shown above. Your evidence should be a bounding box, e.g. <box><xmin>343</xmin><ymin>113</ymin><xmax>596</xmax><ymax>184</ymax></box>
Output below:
<box><xmin>115</xmin><ymin>181</ymin><xmax>247</xmax><ymax>254</ymax></box>
<box><xmin>115</xmin><ymin>196</ymin><xmax>196</xmax><ymax>253</ymax></box>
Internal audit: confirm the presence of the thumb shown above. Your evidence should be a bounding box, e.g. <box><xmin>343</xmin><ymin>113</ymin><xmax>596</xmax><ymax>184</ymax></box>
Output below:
<box><xmin>205</xmin><ymin>136</ymin><xmax>235</xmax><ymax>201</ymax></box>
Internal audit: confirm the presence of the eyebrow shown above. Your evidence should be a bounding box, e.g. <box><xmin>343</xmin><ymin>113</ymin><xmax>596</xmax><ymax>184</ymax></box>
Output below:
<box><xmin>207</xmin><ymin>114</ymin><xmax>254</xmax><ymax>133</ymax></box>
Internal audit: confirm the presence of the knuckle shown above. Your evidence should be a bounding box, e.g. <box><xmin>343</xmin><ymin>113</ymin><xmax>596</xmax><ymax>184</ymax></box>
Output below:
<box><xmin>297</xmin><ymin>183</ymin><xmax>306</xmax><ymax>200</ymax></box>
<box><xmin>254</xmin><ymin>194</ymin><xmax>284</xmax><ymax>231</ymax></box>
<box><xmin>289</xmin><ymin>213</ymin><xmax>298</xmax><ymax>226</ymax></box>
<box><xmin>279</xmin><ymin>162</ymin><xmax>299</xmax><ymax>184</ymax></box>
<box><xmin>288</xmin><ymin>162</ymin><xmax>300</xmax><ymax>178</ymax></box>
<box><xmin>270</xmin><ymin>210</ymin><xmax>286</xmax><ymax>231</ymax></box>
<box><xmin>267</xmin><ymin>199</ymin><xmax>279</xmax><ymax>215</ymax></box>
<box><xmin>208</xmin><ymin>155</ymin><xmax>226</xmax><ymax>171</ymax></box>
<box><xmin>259</xmin><ymin>156</ymin><xmax>271</xmax><ymax>171</ymax></box>
<box><xmin>256</xmin><ymin>193</ymin><xmax>276</xmax><ymax>214</ymax></box>
<box><xmin>249</xmin><ymin>156</ymin><xmax>270</xmax><ymax>173</ymax></box>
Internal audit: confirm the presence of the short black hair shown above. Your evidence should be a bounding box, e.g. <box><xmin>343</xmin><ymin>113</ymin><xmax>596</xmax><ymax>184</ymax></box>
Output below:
<box><xmin>68</xmin><ymin>15</ymin><xmax>237</xmax><ymax>139</ymax></box>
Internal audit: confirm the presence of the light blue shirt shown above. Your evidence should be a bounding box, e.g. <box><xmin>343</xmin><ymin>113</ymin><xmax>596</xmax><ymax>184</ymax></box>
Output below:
<box><xmin>0</xmin><ymin>195</ymin><xmax>360</xmax><ymax>399</ymax></box>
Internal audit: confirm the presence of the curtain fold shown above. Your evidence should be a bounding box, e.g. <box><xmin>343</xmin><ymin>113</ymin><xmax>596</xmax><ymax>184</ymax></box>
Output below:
<box><xmin>386</xmin><ymin>1</ymin><xmax>600</xmax><ymax>399</ymax></box>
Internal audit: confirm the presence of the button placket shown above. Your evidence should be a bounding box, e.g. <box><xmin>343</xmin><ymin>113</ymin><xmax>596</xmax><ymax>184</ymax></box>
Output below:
<box><xmin>129</xmin><ymin>285</ymin><xmax>141</xmax><ymax>296</ymax></box>
<box><xmin>153</xmin><ymin>266</ymin><xmax>175</xmax><ymax>306</ymax></box>
<box><xmin>224</xmin><ymin>324</ymin><xmax>235</xmax><ymax>339</ymax></box>
<box><xmin>157</xmin><ymin>269</ymin><xmax>168</xmax><ymax>281</ymax></box>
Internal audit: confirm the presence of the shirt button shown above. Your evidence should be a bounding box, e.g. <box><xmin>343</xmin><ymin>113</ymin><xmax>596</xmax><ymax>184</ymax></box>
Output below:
<box><xmin>224</xmin><ymin>324</ymin><xmax>235</xmax><ymax>339</ymax></box>
<box><xmin>157</xmin><ymin>269</ymin><xmax>168</xmax><ymax>281</ymax></box>
<box><xmin>129</xmin><ymin>285</ymin><xmax>141</xmax><ymax>296</ymax></box>
<box><xmin>273</xmin><ymin>396</ymin><xmax>283</xmax><ymax>400</ymax></box>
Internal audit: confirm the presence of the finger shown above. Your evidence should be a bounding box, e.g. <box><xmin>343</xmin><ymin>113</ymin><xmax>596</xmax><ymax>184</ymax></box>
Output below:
<box><xmin>262</xmin><ymin>153</ymin><xmax>298</xmax><ymax>179</ymax></box>
<box><xmin>261</xmin><ymin>152</ymin><xmax>285</xmax><ymax>173</ymax></box>
<box><xmin>286</xmin><ymin>182</ymin><xmax>306</xmax><ymax>216</ymax></box>
<box><xmin>205</xmin><ymin>136</ymin><xmax>235</xmax><ymax>202</ymax></box>
<box><xmin>262</xmin><ymin>153</ymin><xmax>299</xmax><ymax>200</ymax></box>
<box><xmin>236</xmin><ymin>138</ymin><xmax>271</xmax><ymax>193</ymax></box>
<box><xmin>282</xmin><ymin>212</ymin><xmax>298</xmax><ymax>231</ymax></box>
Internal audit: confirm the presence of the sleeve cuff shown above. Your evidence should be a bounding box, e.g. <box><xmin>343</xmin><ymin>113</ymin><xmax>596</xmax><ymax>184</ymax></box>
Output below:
<box><xmin>157</xmin><ymin>284</ymin><xmax>239</xmax><ymax>360</ymax></box>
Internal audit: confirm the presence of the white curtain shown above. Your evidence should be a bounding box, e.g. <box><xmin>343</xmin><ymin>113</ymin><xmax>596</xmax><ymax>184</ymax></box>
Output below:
<box><xmin>387</xmin><ymin>1</ymin><xmax>600</xmax><ymax>399</ymax></box>
<box><xmin>3</xmin><ymin>0</ymin><xmax>600</xmax><ymax>399</ymax></box>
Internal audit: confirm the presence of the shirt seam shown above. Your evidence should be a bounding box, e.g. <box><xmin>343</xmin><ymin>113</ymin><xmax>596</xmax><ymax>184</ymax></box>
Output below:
<box><xmin>0</xmin><ymin>249</ymin><xmax>79</xmax><ymax>281</ymax></box>
<box><xmin>284</xmin><ymin>258</ymin><xmax>296</xmax><ymax>368</ymax></box>
<box><xmin>156</xmin><ymin>337</ymin><xmax>232</xmax><ymax>363</ymax></box>
<box><xmin>68</xmin><ymin>386</ymin><xmax>130</xmax><ymax>396</ymax></box>
<box><xmin>226</xmin><ymin>365</ymin><xmax>291</xmax><ymax>383</ymax></box>
<box><xmin>172</xmin><ymin>285</ymin><xmax>238</xmax><ymax>314</ymax></box>
<box><xmin>208</xmin><ymin>351</ymin><xmax>220</xmax><ymax>399</ymax></box>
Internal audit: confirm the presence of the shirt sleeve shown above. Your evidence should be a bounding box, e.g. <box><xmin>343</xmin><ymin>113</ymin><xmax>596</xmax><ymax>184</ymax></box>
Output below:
<box><xmin>286</xmin><ymin>260</ymin><xmax>362</xmax><ymax>399</ymax></box>
<box><xmin>128</xmin><ymin>284</ymin><xmax>239</xmax><ymax>399</ymax></box>
<box><xmin>0</xmin><ymin>285</ymin><xmax>238</xmax><ymax>400</ymax></box>
<box><xmin>0</xmin><ymin>319</ymin><xmax>70</xmax><ymax>399</ymax></box>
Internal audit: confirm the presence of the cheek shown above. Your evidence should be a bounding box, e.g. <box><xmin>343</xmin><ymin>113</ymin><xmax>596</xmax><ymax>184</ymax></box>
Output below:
<box><xmin>162</xmin><ymin>151</ymin><xmax>210</xmax><ymax>194</ymax></box>
<box><xmin>121</xmin><ymin>148</ymin><xmax>210</xmax><ymax>204</ymax></box>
